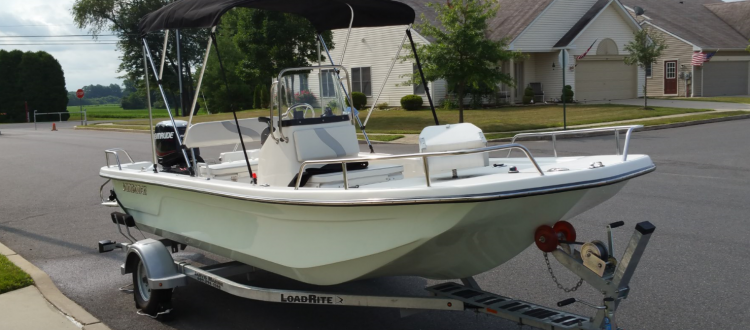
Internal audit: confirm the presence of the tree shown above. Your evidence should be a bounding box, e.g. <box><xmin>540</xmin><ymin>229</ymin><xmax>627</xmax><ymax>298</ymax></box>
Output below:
<box><xmin>403</xmin><ymin>0</ymin><xmax>521</xmax><ymax>122</ymax></box>
<box><xmin>198</xmin><ymin>8</ymin><xmax>333</xmax><ymax>112</ymax></box>
<box><xmin>624</xmin><ymin>28</ymin><xmax>667</xmax><ymax>109</ymax></box>
<box><xmin>72</xmin><ymin>0</ymin><xmax>208</xmax><ymax>115</ymax></box>
<box><xmin>0</xmin><ymin>50</ymin><xmax>68</xmax><ymax>123</ymax></box>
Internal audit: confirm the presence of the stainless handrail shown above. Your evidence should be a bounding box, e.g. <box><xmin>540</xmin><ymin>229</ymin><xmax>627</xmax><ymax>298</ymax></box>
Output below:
<box><xmin>294</xmin><ymin>143</ymin><xmax>544</xmax><ymax>190</ymax></box>
<box><xmin>105</xmin><ymin>148</ymin><xmax>135</xmax><ymax>170</ymax></box>
<box><xmin>507</xmin><ymin>125</ymin><xmax>643</xmax><ymax>161</ymax></box>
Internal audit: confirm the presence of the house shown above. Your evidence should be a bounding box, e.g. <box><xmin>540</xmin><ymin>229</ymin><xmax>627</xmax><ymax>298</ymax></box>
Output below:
<box><xmin>621</xmin><ymin>0</ymin><xmax>750</xmax><ymax>97</ymax></box>
<box><xmin>308</xmin><ymin>0</ymin><xmax>643</xmax><ymax>107</ymax></box>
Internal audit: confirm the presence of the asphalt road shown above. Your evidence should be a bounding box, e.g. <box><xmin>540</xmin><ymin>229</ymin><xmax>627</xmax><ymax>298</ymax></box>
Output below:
<box><xmin>1</xmin><ymin>120</ymin><xmax>749</xmax><ymax>330</ymax></box>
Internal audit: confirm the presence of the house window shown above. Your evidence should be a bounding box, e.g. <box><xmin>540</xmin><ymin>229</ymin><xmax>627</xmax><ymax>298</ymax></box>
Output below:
<box><xmin>351</xmin><ymin>67</ymin><xmax>371</xmax><ymax>96</ymax></box>
<box><xmin>321</xmin><ymin>70</ymin><xmax>336</xmax><ymax>97</ymax></box>
<box><xmin>413</xmin><ymin>65</ymin><xmax>426</xmax><ymax>95</ymax></box>
<box><xmin>645</xmin><ymin>63</ymin><xmax>652</xmax><ymax>78</ymax></box>
<box><xmin>666</xmin><ymin>62</ymin><xmax>676</xmax><ymax>79</ymax></box>
<box><xmin>300</xmin><ymin>74</ymin><xmax>309</xmax><ymax>91</ymax></box>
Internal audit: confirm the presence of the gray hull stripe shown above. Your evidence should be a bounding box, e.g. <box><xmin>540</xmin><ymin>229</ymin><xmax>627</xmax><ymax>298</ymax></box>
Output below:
<box><xmin>314</xmin><ymin>128</ymin><xmax>346</xmax><ymax>157</ymax></box>
<box><xmin>222</xmin><ymin>121</ymin><xmax>261</xmax><ymax>139</ymax></box>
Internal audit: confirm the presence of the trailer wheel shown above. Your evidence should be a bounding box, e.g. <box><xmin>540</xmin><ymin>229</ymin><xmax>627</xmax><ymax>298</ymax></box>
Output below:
<box><xmin>133</xmin><ymin>258</ymin><xmax>172</xmax><ymax>316</ymax></box>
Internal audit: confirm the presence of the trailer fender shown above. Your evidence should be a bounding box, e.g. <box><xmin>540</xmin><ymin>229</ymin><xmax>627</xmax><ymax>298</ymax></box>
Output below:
<box><xmin>121</xmin><ymin>238</ymin><xmax>187</xmax><ymax>289</ymax></box>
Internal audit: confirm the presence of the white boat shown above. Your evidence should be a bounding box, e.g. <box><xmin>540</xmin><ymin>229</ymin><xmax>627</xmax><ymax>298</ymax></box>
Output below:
<box><xmin>100</xmin><ymin>0</ymin><xmax>655</xmax><ymax>287</ymax></box>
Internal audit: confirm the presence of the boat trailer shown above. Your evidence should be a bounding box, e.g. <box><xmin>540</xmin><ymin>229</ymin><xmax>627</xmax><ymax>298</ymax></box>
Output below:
<box><xmin>100</xmin><ymin>213</ymin><xmax>654</xmax><ymax>330</ymax></box>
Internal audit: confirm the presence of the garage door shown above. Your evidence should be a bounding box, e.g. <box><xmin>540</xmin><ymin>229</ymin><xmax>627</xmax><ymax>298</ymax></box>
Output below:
<box><xmin>575</xmin><ymin>60</ymin><xmax>637</xmax><ymax>101</ymax></box>
<box><xmin>703</xmin><ymin>61</ymin><xmax>748</xmax><ymax>96</ymax></box>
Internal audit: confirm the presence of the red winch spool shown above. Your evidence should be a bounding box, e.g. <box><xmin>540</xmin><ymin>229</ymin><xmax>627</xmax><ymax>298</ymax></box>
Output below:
<box><xmin>553</xmin><ymin>221</ymin><xmax>577</xmax><ymax>242</ymax></box>
<box><xmin>534</xmin><ymin>225</ymin><xmax>559</xmax><ymax>252</ymax></box>
<box><xmin>534</xmin><ymin>221</ymin><xmax>577</xmax><ymax>252</ymax></box>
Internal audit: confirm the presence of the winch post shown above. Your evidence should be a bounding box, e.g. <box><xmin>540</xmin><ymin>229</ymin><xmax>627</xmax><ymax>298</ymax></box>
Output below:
<box><xmin>552</xmin><ymin>221</ymin><xmax>655</xmax><ymax>329</ymax></box>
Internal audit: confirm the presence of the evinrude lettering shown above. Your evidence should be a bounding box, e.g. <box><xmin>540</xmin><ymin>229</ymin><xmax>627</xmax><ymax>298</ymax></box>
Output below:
<box><xmin>154</xmin><ymin>132</ymin><xmax>175</xmax><ymax>139</ymax></box>
<box><xmin>122</xmin><ymin>183</ymin><xmax>147</xmax><ymax>195</ymax></box>
<box><xmin>280</xmin><ymin>294</ymin><xmax>339</xmax><ymax>304</ymax></box>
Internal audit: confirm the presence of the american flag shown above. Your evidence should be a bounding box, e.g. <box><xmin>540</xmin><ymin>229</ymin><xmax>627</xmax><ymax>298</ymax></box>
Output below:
<box><xmin>691</xmin><ymin>52</ymin><xmax>705</xmax><ymax>66</ymax></box>
<box><xmin>577</xmin><ymin>39</ymin><xmax>597</xmax><ymax>60</ymax></box>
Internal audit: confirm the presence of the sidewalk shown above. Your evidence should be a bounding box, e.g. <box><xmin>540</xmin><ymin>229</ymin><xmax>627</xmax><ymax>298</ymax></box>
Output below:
<box><xmin>0</xmin><ymin>242</ymin><xmax>110</xmax><ymax>330</ymax></box>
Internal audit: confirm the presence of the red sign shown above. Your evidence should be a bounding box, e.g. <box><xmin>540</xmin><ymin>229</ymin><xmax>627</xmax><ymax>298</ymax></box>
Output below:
<box><xmin>76</xmin><ymin>89</ymin><xmax>85</xmax><ymax>99</ymax></box>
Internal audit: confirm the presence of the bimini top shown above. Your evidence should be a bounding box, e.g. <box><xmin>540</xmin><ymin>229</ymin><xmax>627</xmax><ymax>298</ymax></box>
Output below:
<box><xmin>138</xmin><ymin>0</ymin><xmax>415</xmax><ymax>35</ymax></box>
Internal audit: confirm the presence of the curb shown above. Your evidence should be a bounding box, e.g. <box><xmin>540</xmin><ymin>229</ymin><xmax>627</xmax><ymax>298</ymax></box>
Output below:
<box><xmin>0</xmin><ymin>241</ymin><xmax>111</xmax><ymax>330</ymax></box>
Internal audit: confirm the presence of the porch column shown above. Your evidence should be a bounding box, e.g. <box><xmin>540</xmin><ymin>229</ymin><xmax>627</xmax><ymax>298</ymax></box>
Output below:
<box><xmin>509</xmin><ymin>58</ymin><xmax>516</xmax><ymax>104</ymax></box>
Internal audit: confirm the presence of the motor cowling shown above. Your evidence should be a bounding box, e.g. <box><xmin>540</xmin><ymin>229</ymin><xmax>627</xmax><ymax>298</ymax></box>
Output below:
<box><xmin>154</xmin><ymin>120</ymin><xmax>201</xmax><ymax>169</ymax></box>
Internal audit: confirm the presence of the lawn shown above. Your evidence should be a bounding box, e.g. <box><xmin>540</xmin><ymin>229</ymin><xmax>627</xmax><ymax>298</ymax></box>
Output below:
<box><xmin>358</xmin><ymin>134</ymin><xmax>405</xmax><ymax>142</ymax></box>
<box><xmin>0</xmin><ymin>254</ymin><xmax>34</xmax><ymax>294</ymax></box>
<box><xmin>103</xmin><ymin>104</ymin><xmax>706</xmax><ymax>134</ymax></box>
<box><xmin>662</xmin><ymin>96</ymin><xmax>750</xmax><ymax>104</ymax></box>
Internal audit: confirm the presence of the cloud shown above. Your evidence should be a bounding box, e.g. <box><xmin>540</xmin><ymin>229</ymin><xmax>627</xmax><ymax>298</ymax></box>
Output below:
<box><xmin>0</xmin><ymin>0</ymin><xmax>122</xmax><ymax>90</ymax></box>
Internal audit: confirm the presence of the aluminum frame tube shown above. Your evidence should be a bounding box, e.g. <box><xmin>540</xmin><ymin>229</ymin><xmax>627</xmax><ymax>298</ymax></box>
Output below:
<box><xmin>143</xmin><ymin>46</ymin><xmax>158</xmax><ymax>172</ymax></box>
<box><xmin>406</xmin><ymin>28</ymin><xmax>439</xmax><ymax>125</ymax></box>
<box><xmin>363</xmin><ymin>29</ymin><xmax>407</xmax><ymax>127</ymax></box>
<box><xmin>317</xmin><ymin>35</ymin><xmax>374</xmax><ymax>153</ymax></box>
<box><xmin>185</xmin><ymin>26</ymin><xmax>216</xmax><ymax>137</ymax></box>
<box><xmin>159</xmin><ymin>31</ymin><xmax>169</xmax><ymax>80</ymax></box>
<box><xmin>176</xmin><ymin>29</ymin><xmax>185</xmax><ymax>117</ymax></box>
<box><xmin>142</xmin><ymin>38</ymin><xmax>192</xmax><ymax>173</ymax></box>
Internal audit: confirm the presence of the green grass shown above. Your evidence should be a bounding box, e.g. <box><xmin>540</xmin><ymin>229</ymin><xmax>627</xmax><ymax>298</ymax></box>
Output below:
<box><xmin>353</xmin><ymin>104</ymin><xmax>706</xmax><ymax>134</ymax></box>
<box><xmin>591</xmin><ymin>110</ymin><xmax>749</xmax><ymax>127</ymax></box>
<box><xmin>660</xmin><ymin>96</ymin><xmax>750</xmax><ymax>104</ymax></box>
<box><xmin>0</xmin><ymin>254</ymin><xmax>34</xmax><ymax>294</ymax></box>
<box><xmin>483</xmin><ymin>132</ymin><xmax>515</xmax><ymax>140</ymax></box>
<box><xmin>358</xmin><ymin>134</ymin><xmax>404</xmax><ymax>142</ymax></box>
<box><xmin>103</xmin><ymin>104</ymin><xmax>705</xmax><ymax>134</ymax></box>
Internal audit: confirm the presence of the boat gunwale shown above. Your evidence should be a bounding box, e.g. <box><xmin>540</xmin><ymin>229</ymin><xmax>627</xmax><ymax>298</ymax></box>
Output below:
<box><xmin>101</xmin><ymin>164</ymin><xmax>656</xmax><ymax>206</ymax></box>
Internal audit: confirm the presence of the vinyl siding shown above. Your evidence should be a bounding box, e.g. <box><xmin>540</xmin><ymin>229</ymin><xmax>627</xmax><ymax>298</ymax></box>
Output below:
<box><xmin>531</xmin><ymin>52</ymin><xmax>575</xmax><ymax>102</ymax></box>
<box><xmin>570</xmin><ymin>4</ymin><xmax>636</xmax><ymax>57</ymax></box>
<box><xmin>646</xmin><ymin>29</ymin><xmax>694</xmax><ymax>97</ymax></box>
<box><xmin>511</xmin><ymin>0</ymin><xmax>599</xmax><ymax>52</ymax></box>
<box><xmin>305</xmin><ymin>26</ymin><xmax>442</xmax><ymax>108</ymax></box>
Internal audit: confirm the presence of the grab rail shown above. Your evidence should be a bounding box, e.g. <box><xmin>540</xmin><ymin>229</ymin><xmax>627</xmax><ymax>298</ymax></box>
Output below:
<box><xmin>507</xmin><ymin>125</ymin><xmax>643</xmax><ymax>161</ymax></box>
<box><xmin>295</xmin><ymin>143</ymin><xmax>543</xmax><ymax>190</ymax></box>
<box><xmin>105</xmin><ymin>148</ymin><xmax>135</xmax><ymax>170</ymax></box>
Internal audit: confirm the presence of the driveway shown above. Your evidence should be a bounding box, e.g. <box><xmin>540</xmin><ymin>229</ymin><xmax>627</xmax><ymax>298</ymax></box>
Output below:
<box><xmin>591</xmin><ymin>97</ymin><xmax>750</xmax><ymax>110</ymax></box>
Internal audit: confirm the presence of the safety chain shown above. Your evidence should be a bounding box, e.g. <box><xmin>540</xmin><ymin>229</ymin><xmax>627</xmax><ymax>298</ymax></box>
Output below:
<box><xmin>544</xmin><ymin>252</ymin><xmax>584</xmax><ymax>293</ymax></box>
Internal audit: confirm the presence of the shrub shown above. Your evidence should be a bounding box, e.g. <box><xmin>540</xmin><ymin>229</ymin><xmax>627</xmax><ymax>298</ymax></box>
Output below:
<box><xmin>253</xmin><ymin>85</ymin><xmax>262</xmax><ymax>109</ymax></box>
<box><xmin>440</xmin><ymin>95</ymin><xmax>458</xmax><ymax>110</ymax></box>
<box><xmin>376</xmin><ymin>102</ymin><xmax>389</xmax><ymax>110</ymax></box>
<box><xmin>561</xmin><ymin>85</ymin><xmax>574</xmax><ymax>103</ymax></box>
<box><xmin>350</xmin><ymin>92</ymin><xmax>367</xmax><ymax>110</ymax></box>
<box><xmin>294</xmin><ymin>89</ymin><xmax>316</xmax><ymax>104</ymax></box>
<box><xmin>326</xmin><ymin>99</ymin><xmax>339</xmax><ymax>111</ymax></box>
<box><xmin>522</xmin><ymin>87</ymin><xmax>534</xmax><ymax>105</ymax></box>
<box><xmin>400</xmin><ymin>95</ymin><xmax>423</xmax><ymax>110</ymax></box>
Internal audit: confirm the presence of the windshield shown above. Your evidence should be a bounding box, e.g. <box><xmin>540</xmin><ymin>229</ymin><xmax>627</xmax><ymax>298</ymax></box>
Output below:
<box><xmin>271</xmin><ymin>66</ymin><xmax>353</xmax><ymax>123</ymax></box>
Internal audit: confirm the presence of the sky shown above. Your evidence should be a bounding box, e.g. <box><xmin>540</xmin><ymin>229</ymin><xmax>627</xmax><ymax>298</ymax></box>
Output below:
<box><xmin>0</xmin><ymin>0</ymin><xmax>122</xmax><ymax>92</ymax></box>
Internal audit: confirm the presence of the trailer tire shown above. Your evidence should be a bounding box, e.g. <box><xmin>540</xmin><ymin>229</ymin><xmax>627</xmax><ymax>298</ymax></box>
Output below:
<box><xmin>133</xmin><ymin>258</ymin><xmax>173</xmax><ymax>316</ymax></box>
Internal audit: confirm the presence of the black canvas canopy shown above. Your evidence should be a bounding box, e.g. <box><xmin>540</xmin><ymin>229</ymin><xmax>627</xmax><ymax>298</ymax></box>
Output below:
<box><xmin>138</xmin><ymin>0</ymin><xmax>416</xmax><ymax>35</ymax></box>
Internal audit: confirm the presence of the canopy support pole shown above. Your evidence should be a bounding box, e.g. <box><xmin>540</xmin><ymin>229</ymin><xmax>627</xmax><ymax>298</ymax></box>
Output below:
<box><xmin>143</xmin><ymin>46</ymin><xmax>158</xmax><ymax>173</ymax></box>
<box><xmin>363</xmin><ymin>28</ymin><xmax>407</xmax><ymax>128</ymax></box>
<box><xmin>176</xmin><ymin>30</ymin><xmax>185</xmax><ymax>116</ymax></box>
<box><xmin>158</xmin><ymin>31</ymin><xmax>169</xmax><ymax>80</ymax></box>
<box><xmin>186</xmin><ymin>26</ymin><xmax>216</xmax><ymax>137</ymax></box>
<box><xmin>211</xmin><ymin>32</ymin><xmax>255</xmax><ymax>184</ymax></box>
<box><xmin>318</xmin><ymin>34</ymin><xmax>375</xmax><ymax>153</ymax></box>
<box><xmin>406</xmin><ymin>28</ymin><xmax>438</xmax><ymax>125</ymax></box>
<box><xmin>143</xmin><ymin>38</ymin><xmax>193</xmax><ymax>175</ymax></box>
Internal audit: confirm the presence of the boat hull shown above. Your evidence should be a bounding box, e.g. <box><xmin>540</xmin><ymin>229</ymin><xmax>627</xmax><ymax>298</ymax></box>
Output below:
<box><xmin>113</xmin><ymin>178</ymin><xmax>628</xmax><ymax>285</ymax></box>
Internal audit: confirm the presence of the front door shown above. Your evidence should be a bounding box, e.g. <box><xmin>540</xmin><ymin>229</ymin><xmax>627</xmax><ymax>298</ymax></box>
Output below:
<box><xmin>664</xmin><ymin>60</ymin><xmax>677</xmax><ymax>94</ymax></box>
<box><xmin>514</xmin><ymin>62</ymin><xmax>525</xmax><ymax>99</ymax></box>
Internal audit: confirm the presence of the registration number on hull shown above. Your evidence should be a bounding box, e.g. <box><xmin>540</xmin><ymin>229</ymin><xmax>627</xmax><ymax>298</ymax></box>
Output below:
<box><xmin>122</xmin><ymin>183</ymin><xmax>147</xmax><ymax>195</ymax></box>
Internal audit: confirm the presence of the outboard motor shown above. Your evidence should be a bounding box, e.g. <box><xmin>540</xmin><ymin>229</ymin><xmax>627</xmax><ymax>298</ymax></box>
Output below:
<box><xmin>154</xmin><ymin>120</ymin><xmax>202</xmax><ymax>174</ymax></box>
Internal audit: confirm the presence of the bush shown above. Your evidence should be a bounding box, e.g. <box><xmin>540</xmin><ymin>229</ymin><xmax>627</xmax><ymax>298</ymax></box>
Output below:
<box><xmin>121</xmin><ymin>93</ymin><xmax>146</xmax><ymax>109</ymax></box>
<box><xmin>253</xmin><ymin>85</ymin><xmax>262</xmax><ymax>109</ymax></box>
<box><xmin>440</xmin><ymin>95</ymin><xmax>458</xmax><ymax>110</ymax></box>
<box><xmin>350</xmin><ymin>92</ymin><xmax>367</xmax><ymax>110</ymax></box>
<box><xmin>377</xmin><ymin>102</ymin><xmax>389</xmax><ymax>110</ymax></box>
<box><xmin>400</xmin><ymin>95</ymin><xmax>423</xmax><ymax>110</ymax></box>
<box><xmin>561</xmin><ymin>85</ymin><xmax>574</xmax><ymax>103</ymax></box>
<box><xmin>294</xmin><ymin>89</ymin><xmax>316</xmax><ymax>104</ymax></box>
<box><xmin>522</xmin><ymin>87</ymin><xmax>534</xmax><ymax>105</ymax></box>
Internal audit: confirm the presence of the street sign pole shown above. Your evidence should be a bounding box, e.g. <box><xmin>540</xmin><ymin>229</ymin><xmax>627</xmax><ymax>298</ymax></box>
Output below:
<box><xmin>76</xmin><ymin>89</ymin><xmax>85</xmax><ymax>125</ymax></box>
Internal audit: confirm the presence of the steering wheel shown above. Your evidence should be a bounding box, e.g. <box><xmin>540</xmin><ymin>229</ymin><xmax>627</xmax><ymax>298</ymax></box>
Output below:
<box><xmin>285</xmin><ymin>103</ymin><xmax>316</xmax><ymax>119</ymax></box>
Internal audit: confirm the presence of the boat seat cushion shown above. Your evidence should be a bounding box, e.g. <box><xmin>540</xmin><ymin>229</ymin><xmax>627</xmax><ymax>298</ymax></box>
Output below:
<box><xmin>305</xmin><ymin>164</ymin><xmax>404</xmax><ymax>188</ymax></box>
<box><xmin>204</xmin><ymin>159</ymin><xmax>258</xmax><ymax>176</ymax></box>
<box><xmin>293</xmin><ymin>125</ymin><xmax>359</xmax><ymax>162</ymax></box>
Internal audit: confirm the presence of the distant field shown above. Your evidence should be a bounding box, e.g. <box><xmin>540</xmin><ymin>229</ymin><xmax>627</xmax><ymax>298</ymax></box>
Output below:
<box><xmin>65</xmin><ymin>104</ymin><xmax>212</xmax><ymax>120</ymax></box>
